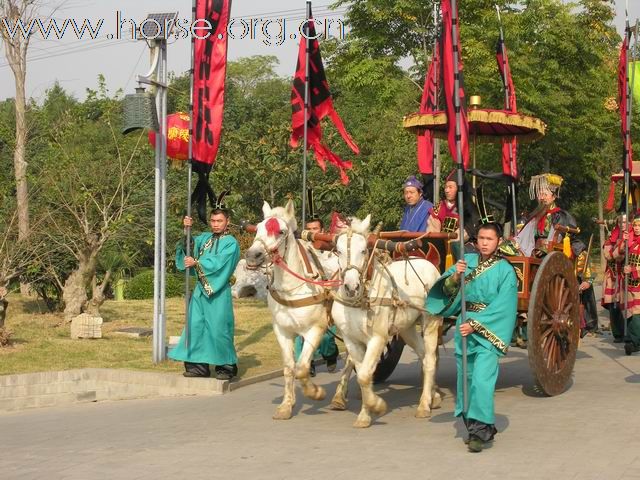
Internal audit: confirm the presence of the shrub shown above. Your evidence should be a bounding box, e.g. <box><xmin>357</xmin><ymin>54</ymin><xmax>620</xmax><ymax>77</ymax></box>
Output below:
<box><xmin>125</xmin><ymin>270</ymin><xmax>185</xmax><ymax>300</ymax></box>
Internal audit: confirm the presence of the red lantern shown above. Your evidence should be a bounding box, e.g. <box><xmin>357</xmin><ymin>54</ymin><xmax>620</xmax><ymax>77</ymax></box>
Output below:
<box><xmin>148</xmin><ymin>112</ymin><xmax>190</xmax><ymax>160</ymax></box>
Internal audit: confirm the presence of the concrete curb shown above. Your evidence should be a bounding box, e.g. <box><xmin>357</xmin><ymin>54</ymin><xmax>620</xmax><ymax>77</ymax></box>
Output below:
<box><xmin>0</xmin><ymin>353</ymin><xmax>348</xmax><ymax>413</ymax></box>
<box><xmin>0</xmin><ymin>368</ymin><xmax>227</xmax><ymax>414</ymax></box>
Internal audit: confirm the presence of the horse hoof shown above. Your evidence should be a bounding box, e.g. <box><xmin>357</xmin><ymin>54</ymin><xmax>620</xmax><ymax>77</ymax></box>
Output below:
<box><xmin>415</xmin><ymin>407</ymin><xmax>431</xmax><ymax>419</ymax></box>
<box><xmin>329</xmin><ymin>397</ymin><xmax>347</xmax><ymax>411</ymax></box>
<box><xmin>272</xmin><ymin>406</ymin><xmax>293</xmax><ymax>420</ymax></box>
<box><xmin>431</xmin><ymin>392</ymin><xmax>442</xmax><ymax>409</ymax></box>
<box><xmin>370</xmin><ymin>397</ymin><xmax>387</xmax><ymax>416</ymax></box>
<box><xmin>353</xmin><ymin>417</ymin><xmax>372</xmax><ymax>428</ymax></box>
<box><xmin>304</xmin><ymin>385</ymin><xmax>326</xmax><ymax>401</ymax></box>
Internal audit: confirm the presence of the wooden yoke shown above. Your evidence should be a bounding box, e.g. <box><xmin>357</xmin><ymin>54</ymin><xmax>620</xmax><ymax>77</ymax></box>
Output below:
<box><xmin>377</xmin><ymin>231</ymin><xmax>456</xmax><ymax>241</ymax></box>
<box><xmin>299</xmin><ymin>229</ymin><xmax>427</xmax><ymax>254</ymax></box>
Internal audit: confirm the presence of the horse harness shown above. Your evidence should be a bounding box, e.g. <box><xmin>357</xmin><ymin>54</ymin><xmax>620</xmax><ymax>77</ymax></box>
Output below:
<box><xmin>264</xmin><ymin>234</ymin><xmax>337</xmax><ymax>317</ymax></box>
<box><xmin>332</xmin><ymin>228</ymin><xmax>430</xmax><ymax>335</ymax></box>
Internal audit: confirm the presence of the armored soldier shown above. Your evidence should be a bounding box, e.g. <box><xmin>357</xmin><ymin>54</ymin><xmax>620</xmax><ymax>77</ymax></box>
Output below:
<box><xmin>622</xmin><ymin>217</ymin><xmax>640</xmax><ymax>354</ymax></box>
<box><xmin>602</xmin><ymin>216</ymin><xmax>626</xmax><ymax>343</ymax></box>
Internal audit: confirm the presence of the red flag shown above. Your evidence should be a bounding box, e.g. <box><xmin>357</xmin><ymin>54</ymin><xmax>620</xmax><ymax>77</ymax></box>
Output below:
<box><xmin>417</xmin><ymin>43</ymin><xmax>440</xmax><ymax>174</ymax></box>
<box><xmin>290</xmin><ymin>11</ymin><xmax>359</xmax><ymax>185</ymax></box>
<box><xmin>619</xmin><ymin>33</ymin><xmax>633</xmax><ymax>172</ymax></box>
<box><xmin>192</xmin><ymin>0</ymin><xmax>231</xmax><ymax>168</ymax></box>
<box><xmin>496</xmin><ymin>36</ymin><xmax>518</xmax><ymax>179</ymax></box>
<box><xmin>440</xmin><ymin>0</ymin><xmax>469</xmax><ymax>169</ymax></box>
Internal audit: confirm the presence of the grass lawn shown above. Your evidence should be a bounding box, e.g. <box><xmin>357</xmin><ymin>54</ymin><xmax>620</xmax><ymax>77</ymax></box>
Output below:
<box><xmin>0</xmin><ymin>294</ymin><xmax>283</xmax><ymax>380</ymax></box>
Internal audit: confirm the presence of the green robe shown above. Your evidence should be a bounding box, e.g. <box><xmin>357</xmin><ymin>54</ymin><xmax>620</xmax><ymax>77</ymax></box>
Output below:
<box><xmin>169</xmin><ymin>232</ymin><xmax>240</xmax><ymax>366</ymax></box>
<box><xmin>426</xmin><ymin>253</ymin><xmax>517</xmax><ymax>424</ymax></box>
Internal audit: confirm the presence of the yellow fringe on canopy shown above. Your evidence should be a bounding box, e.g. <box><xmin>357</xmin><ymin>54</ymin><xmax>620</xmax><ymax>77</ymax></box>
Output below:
<box><xmin>402</xmin><ymin>109</ymin><xmax>546</xmax><ymax>144</ymax></box>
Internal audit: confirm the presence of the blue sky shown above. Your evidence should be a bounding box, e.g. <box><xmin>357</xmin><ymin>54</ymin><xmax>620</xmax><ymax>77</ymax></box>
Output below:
<box><xmin>0</xmin><ymin>0</ymin><xmax>638</xmax><ymax>102</ymax></box>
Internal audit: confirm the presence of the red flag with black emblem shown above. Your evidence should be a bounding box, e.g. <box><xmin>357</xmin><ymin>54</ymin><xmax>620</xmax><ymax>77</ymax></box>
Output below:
<box><xmin>440</xmin><ymin>0</ymin><xmax>469</xmax><ymax>169</ymax></box>
<box><xmin>496</xmin><ymin>36</ymin><xmax>518</xmax><ymax>179</ymax></box>
<box><xmin>417</xmin><ymin>42</ymin><xmax>440</xmax><ymax>174</ymax></box>
<box><xmin>192</xmin><ymin>0</ymin><xmax>231</xmax><ymax>168</ymax></box>
<box><xmin>290</xmin><ymin>9</ymin><xmax>359</xmax><ymax>185</ymax></box>
<box><xmin>619</xmin><ymin>33</ymin><xmax>633</xmax><ymax>172</ymax></box>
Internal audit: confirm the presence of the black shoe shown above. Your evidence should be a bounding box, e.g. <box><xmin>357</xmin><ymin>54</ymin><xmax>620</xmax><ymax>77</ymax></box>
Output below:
<box><xmin>183</xmin><ymin>371</ymin><xmax>210</xmax><ymax>378</ymax></box>
<box><xmin>614</xmin><ymin>337</ymin><xmax>624</xmax><ymax>344</ymax></box>
<box><xmin>310</xmin><ymin>363</ymin><xmax>316</xmax><ymax>377</ymax></box>
<box><xmin>214</xmin><ymin>364</ymin><xmax>237</xmax><ymax>381</ymax></box>
<box><xmin>215</xmin><ymin>370</ymin><xmax>233</xmax><ymax>380</ymax></box>
<box><xmin>326</xmin><ymin>356</ymin><xmax>338</xmax><ymax>373</ymax></box>
<box><xmin>624</xmin><ymin>342</ymin><xmax>637</xmax><ymax>356</ymax></box>
<box><xmin>467</xmin><ymin>436</ymin><xmax>484</xmax><ymax>453</ymax></box>
<box><xmin>184</xmin><ymin>362</ymin><xmax>210</xmax><ymax>377</ymax></box>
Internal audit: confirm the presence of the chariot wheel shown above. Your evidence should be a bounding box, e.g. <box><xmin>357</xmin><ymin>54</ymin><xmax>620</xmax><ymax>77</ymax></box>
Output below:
<box><xmin>526</xmin><ymin>251</ymin><xmax>580</xmax><ymax>396</ymax></box>
<box><xmin>372</xmin><ymin>336</ymin><xmax>405</xmax><ymax>383</ymax></box>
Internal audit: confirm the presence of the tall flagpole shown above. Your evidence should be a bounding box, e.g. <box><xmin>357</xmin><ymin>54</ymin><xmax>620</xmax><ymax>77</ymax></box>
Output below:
<box><xmin>184</xmin><ymin>0</ymin><xmax>197</xmax><ymax>349</ymax></box>
<box><xmin>624</xmin><ymin>9</ymin><xmax>637</xmax><ymax>339</ymax></box>
<box><xmin>496</xmin><ymin>6</ymin><xmax>518</xmax><ymax>230</ymax></box>
<box><xmin>301</xmin><ymin>1</ymin><xmax>312</xmax><ymax>226</ymax></box>
<box><xmin>451</xmin><ymin>0</ymin><xmax>469</xmax><ymax>415</ymax></box>
<box><xmin>433</xmin><ymin>3</ymin><xmax>440</xmax><ymax>204</ymax></box>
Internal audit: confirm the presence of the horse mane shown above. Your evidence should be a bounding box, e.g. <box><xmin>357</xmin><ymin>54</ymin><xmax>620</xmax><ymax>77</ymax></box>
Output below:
<box><xmin>350</xmin><ymin>216</ymin><xmax>371</xmax><ymax>236</ymax></box>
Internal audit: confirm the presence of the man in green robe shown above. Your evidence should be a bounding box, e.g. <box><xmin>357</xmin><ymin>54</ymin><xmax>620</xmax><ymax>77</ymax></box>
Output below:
<box><xmin>427</xmin><ymin>223</ymin><xmax>517</xmax><ymax>453</ymax></box>
<box><xmin>169</xmin><ymin>208</ymin><xmax>241</xmax><ymax>380</ymax></box>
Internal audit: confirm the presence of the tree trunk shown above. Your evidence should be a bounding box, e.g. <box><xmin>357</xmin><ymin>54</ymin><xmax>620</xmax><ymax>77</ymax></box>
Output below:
<box><xmin>62</xmin><ymin>250</ymin><xmax>98</xmax><ymax>321</ymax></box>
<box><xmin>4</xmin><ymin>13</ymin><xmax>31</xmax><ymax>295</ymax></box>
<box><xmin>85</xmin><ymin>270</ymin><xmax>112</xmax><ymax>315</ymax></box>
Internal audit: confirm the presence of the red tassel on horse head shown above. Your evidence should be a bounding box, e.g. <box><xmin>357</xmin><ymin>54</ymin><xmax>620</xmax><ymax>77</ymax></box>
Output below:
<box><xmin>290</xmin><ymin>8</ymin><xmax>359</xmax><ymax>185</ymax></box>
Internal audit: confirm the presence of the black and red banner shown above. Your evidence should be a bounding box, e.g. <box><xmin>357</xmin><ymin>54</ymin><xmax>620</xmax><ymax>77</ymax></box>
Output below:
<box><xmin>192</xmin><ymin>0</ymin><xmax>231</xmax><ymax>167</ymax></box>
<box><xmin>496</xmin><ymin>36</ymin><xmax>518</xmax><ymax>179</ymax></box>
<box><xmin>418</xmin><ymin>42</ymin><xmax>440</xmax><ymax>175</ymax></box>
<box><xmin>440</xmin><ymin>0</ymin><xmax>469</xmax><ymax>170</ymax></box>
<box><xmin>618</xmin><ymin>33</ymin><xmax>633</xmax><ymax>172</ymax></box>
<box><xmin>290</xmin><ymin>10</ymin><xmax>359</xmax><ymax>185</ymax></box>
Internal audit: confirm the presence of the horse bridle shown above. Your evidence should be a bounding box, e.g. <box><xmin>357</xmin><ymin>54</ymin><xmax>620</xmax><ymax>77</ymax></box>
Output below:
<box><xmin>255</xmin><ymin>220</ymin><xmax>289</xmax><ymax>263</ymax></box>
<box><xmin>337</xmin><ymin>229</ymin><xmax>370</xmax><ymax>294</ymax></box>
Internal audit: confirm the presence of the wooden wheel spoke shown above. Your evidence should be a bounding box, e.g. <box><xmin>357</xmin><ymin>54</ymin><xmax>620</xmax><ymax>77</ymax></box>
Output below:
<box><xmin>557</xmin><ymin>278</ymin><xmax>567</xmax><ymax>311</ymax></box>
<box><xmin>541</xmin><ymin>303</ymin><xmax>555</xmax><ymax>319</ymax></box>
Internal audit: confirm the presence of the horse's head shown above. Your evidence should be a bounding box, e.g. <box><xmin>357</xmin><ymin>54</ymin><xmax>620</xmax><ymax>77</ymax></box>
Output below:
<box><xmin>335</xmin><ymin>214</ymin><xmax>371</xmax><ymax>298</ymax></box>
<box><xmin>245</xmin><ymin>200</ymin><xmax>298</xmax><ymax>269</ymax></box>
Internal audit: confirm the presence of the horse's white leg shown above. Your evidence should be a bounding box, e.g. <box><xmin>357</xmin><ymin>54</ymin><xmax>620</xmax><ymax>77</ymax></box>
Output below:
<box><xmin>272</xmin><ymin>324</ymin><xmax>296</xmax><ymax>420</ymax></box>
<box><xmin>354</xmin><ymin>334</ymin><xmax>387</xmax><ymax>428</ymax></box>
<box><xmin>295</xmin><ymin>324</ymin><xmax>326</xmax><ymax>401</ymax></box>
<box><xmin>423</xmin><ymin>314</ymin><xmax>443</xmax><ymax>411</ymax></box>
<box><xmin>399</xmin><ymin>319</ymin><xmax>434</xmax><ymax>418</ymax></box>
<box><xmin>330</xmin><ymin>354</ymin><xmax>354</xmax><ymax>411</ymax></box>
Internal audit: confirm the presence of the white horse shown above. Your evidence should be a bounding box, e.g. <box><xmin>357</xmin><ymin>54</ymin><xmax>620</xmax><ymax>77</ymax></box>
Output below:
<box><xmin>245</xmin><ymin>200</ymin><xmax>349</xmax><ymax>420</ymax></box>
<box><xmin>331</xmin><ymin>215</ymin><xmax>442</xmax><ymax>428</ymax></box>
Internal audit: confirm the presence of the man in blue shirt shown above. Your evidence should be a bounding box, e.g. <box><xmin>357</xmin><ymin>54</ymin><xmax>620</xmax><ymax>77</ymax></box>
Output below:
<box><xmin>400</xmin><ymin>175</ymin><xmax>433</xmax><ymax>232</ymax></box>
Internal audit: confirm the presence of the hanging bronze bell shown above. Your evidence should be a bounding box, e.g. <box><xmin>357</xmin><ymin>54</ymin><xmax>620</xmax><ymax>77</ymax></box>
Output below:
<box><xmin>122</xmin><ymin>87</ymin><xmax>159</xmax><ymax>134</ymax></box>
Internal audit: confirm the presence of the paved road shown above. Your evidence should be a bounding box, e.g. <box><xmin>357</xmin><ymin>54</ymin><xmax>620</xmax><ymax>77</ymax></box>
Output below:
<box><xmin>1</xmin><ymin>322</ymin><xmax>638</xmax><ymax>480</ymax></box>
